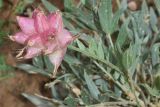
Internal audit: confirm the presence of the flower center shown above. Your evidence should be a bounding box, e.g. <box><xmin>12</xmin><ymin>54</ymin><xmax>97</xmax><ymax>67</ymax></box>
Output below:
<box><xmin>48</xmin><ymin>35</ymin><xmax>55</xmax><ymax>41</ymax></box>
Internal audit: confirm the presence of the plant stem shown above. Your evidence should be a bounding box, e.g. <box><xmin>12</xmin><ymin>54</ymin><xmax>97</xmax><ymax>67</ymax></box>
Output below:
<box><xmin>87</xmin><ymin>101</ymin><xmax>137</xmax><ymax>107</ymax></box>
<box><xmin>127</xmin><ymin>72</ymin><xmax>141</xmax><ymax>107</ymax></box>
<box><xmin>106</xmin><ymin>33</ymin><xmax>114</xmax><ymax>48</ymax></box>
<box><xmin>93</xmin><ymin>61</ymin><xmax>131</xmax><ymax>98</ymax></box>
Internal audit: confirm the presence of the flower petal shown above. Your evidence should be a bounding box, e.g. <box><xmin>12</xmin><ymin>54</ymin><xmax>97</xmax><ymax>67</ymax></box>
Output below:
<box><xmin>48</xmin><ymin>48</ymin><xmax>67</xmax><ymax>70</ymax></box>
<box><xmin>48</xmin><ymin>11</ymin><xmax>63</xmax><ymax>34</ymax></box>
<box><xmin>17</xmin><ymin>16</ymin><xmax>36</xmax><ymax>35</ymax></box>
<box><xmin>34</xmin><ymin>11</ymin><xmax>49</xmax><ymax>33</ymax></box>
<box><xmin>56</xmin><ymin>29</ymin><xmax>73</xmax><ymax>48</ymax></box>
<box><xmin>32</xmin><ymin>8</ymin><xmax>41</xmax><ymax>18</ymax></box>
<box><xmin>27</xmin><ymin>35</ymin><xmax>45</xmax><ymax>49</ymax></box>
<box><xmin>24</xmin><ymin>47</ymin><xmax>42</xmax><ymax>59</ymax></box>
<box><xmin>44</xmin><ymin>39</ymin><xmax>58</xmax><ymax>55</ymax></box>
<box><xmin>9</xmin><ymin>32</ymin><xmax>29</xmax><ymax>44</ymax></box>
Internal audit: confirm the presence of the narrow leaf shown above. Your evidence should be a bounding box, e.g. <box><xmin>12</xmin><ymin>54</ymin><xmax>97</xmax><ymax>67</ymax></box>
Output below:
<box><xmin>116</xmin><ymin>18</ymin><xmax>129</xmax><ymax>46</ymax></box>
<box><xmin>33</xmin><ymin>56</ymin><xmax>44</xmax><ymax>69</ymax></box>
<box><xmin>96</xmin><ymin>40</ymin><xmax>104</xmax><ymax>59</ymax></box>
<box><xmin>154</xmin><ymin>0</ymin><xmax>160</xmax><ymax>15</ymax></box>
<box><xmin>77</xmin><ymin>39</ymin><xmax>86</xmax><ymax>50</ymax></box>
<box><xmin>41</xmin><ymin>0</ymin><xmax>58</xmax><ymax>12</ymax></box>
<box><xmin>111</xmin><ymin>8</ymin><xmax>125</xmax><ymax>33</ymax></box>
<box><xmin>17</xmin><ymin>64</ymin><xmax>51</xmax><ymax>77</ymax></box>
<box><xmin>98</xmin><ymin>0</ymin><xmax>112</xmax><ymax>33</ymax></box>
<box><xmin>84</xmin><ymin>72</ymin><xmax>100</xmax><ymax>100</ymax></box>
<box><xmin>151</xmin><ymin>43</ymin><xmax>160</xmax><ymax>66</ymax></box>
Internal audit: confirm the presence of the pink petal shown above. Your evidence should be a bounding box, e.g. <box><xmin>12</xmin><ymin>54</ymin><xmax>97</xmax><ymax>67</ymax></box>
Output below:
<box><xmin>17</xmin><ymin>16</ymin><xmax>36</xmax><ymax>35</ymax></box>
<box><xmin>34</xmin><ymin>11</ymin><xmax>49</xmax><ymax>33</ymax></box>
<box><xmin>48</xmin><ymin>11</ymin><xmax>63</xmax><ymax>34</ymax></box>
<box><xmin>56</xmin><ymin>29</ymin><xmax>73</xmax><ymax>48</ymax></box>
<box><xmin>10</xmin><ymin>32</ymin><xmax>29</xmax><ymax>44</ymax></box>
<box><xmin>44</xmin><ymin>39</ymin><xmax>59</xmax><ymax>55</ymax></box>
<box><xmin>24</xmin><ymin>47</ymin><xmax>42</xmax><ymax>59</ymax></box>
<box><xmin>27</xmin><ymin>35</ymin><xmax>44</xmax><ymax>48</ymax></box>
<box><xmin>48</xmin><ymin>48</ymin><xmax>67</xmax><ymax>69</ymax></box>
<box><xmin>32</xmin><ymin>9</ymin><xmax>41</xmax><ymax>18</ymax></box>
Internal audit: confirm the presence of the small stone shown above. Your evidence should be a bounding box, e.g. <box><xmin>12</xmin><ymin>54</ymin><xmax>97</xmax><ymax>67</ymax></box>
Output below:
<box><xmin>128</xmin><ymin>1</ymin><xmax>138</xmax><ymax>11</ymax></box>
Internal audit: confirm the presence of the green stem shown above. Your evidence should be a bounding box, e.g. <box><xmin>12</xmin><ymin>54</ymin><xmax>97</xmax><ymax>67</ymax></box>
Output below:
<box><xmin>127</xmin><ymin>72</ymin><xmax>141</xmax><ymax>107</ymax></box>
<box><xmin>87</xmin><ymin>101</ymin><xmax>137</xmax><ymax>107</ymax></box>
<box><xmin>106</xmin><ymin>33</ymin><xmax>114</xmax><ymax>48</ymax></box>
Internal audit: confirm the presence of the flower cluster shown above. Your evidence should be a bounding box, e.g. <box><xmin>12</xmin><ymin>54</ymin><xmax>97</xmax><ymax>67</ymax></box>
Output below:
<box><xmin>10</xmin><ymin>9</ymin><xmax>75</xmax><ymax>77</ymax></box>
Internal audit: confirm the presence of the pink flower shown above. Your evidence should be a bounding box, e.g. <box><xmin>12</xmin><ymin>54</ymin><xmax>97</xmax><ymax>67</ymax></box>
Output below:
<box><xmin>10</xmin><ymin>9</ymin><xmax>76</xmax><ymax>77</ymax></box>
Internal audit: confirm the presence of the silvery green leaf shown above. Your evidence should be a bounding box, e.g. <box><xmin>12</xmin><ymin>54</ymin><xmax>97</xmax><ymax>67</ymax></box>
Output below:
<box><xmin>33</xmin><ymin>56</ymin><xmax>44</xmax><ymax>69</ymax></box>
<box><xmin>22</xmin><ymin>93</ymin><xmax>53</xmax><ymax>107</ymax></box>
<box><xmin>142</xmin><ymin>0</ymin><xmax>149</xmax><ymax>14</ymax></box>
<box><xmin>76</xmin><ymin>39</ymin><xmax>86</xmax><ymax>50</ymax></box>
<box><xmin>44</xmin><ymin>56</ymin><xmax>54</xmax><ymax>72</ymax></box>
<box><xmin>122</xmin><ymin>45</ymin><xmax>138</xmax><ymax>70</ymax></box>
<box><xmin>86</xmin><ymin>0</ymin><xmax>99</xmax><ymax>11</ymax></box>
<box><xmin>64</xmin><ymin>96</ymin><xmax>77</xmax><ymax>107</ymax></box>
<box><xmin>63</xmin><ymin>18</ymin><xmax>75</xmax><ymax>30</ymax></box>
<box><xmin>150</xmin><ymin>7</ymin><xmax>158</xmax><ymax>32</ymax></box>
<box><xmin>95</xmin><ymin>78</ymin><xmax>108</xmax><ymax>92</ymax></box>
<box><xmin>154</xmin><ymin>0</ymin><xmax>160</xmax><ymax>15</ymax></box>
<box><xmin>97</xmin><ymin>40</ymin><xmax>104</xmax><ymax>59</ymax></box>
<box><xmin>17</xmin><ymin>64</ymin><xmax>51</xmax><ymax>77</ymax></box>
<box><xmin>22</xmin><ymin>93</ymin><xmax>66</xmax><ymax>107</ymax></box>
<box><xmin>64</xmin><ymin>54</ymin><xmax>81</xmax><ymax>65</ymax></box>
<box><xmin>98</xmin><ymin>0</ymin><xmax>112</xmax><ymax>33</ymax></box>
<box><xmin>88</xmin><ymin>38</ymin><xmax>97</xmax><ymax>55</ymax></box>
<box><xmin>111</xmin><ymin>8</ymin><xmax>125</xmax><ymax>33</ymax></box>
<box><xmin>120</xmin><ymin>0</ymin><xmax>127</xmax><ymax>9</ymax></box>
<box><xmin>41</xmin><ymin>0</ymin><xmax>58</xmax><ymax>12</ymax></box>
<box><xmin>84</xmin><ymin>72</ymin><xmax>100</xmax><ymax>100</ymax></box>
<box><xmin>73</xmin><ymin>9</ymin><xmax>97</xmax><ymax>30</ymax></box>
<box><xmin>116</xmin><ymin>18</ymin><xmax>129</xmax><ymax>46</ymax></box>
<box><xmin>151</xmin><ymin>43</ymin><xmax>160</xmax><ymax>66</ymax></box>
<box><xmin>64</xmin><ymin>0</ymin><xmax>75</xmax><ymax>11</ymax></box>
<box><xmin>17</xmin><ymin>64</ymin><xmax>43</xmax><ymax>74</ymax></box>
